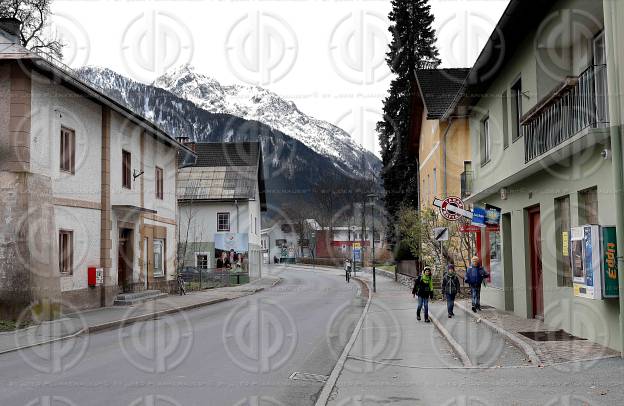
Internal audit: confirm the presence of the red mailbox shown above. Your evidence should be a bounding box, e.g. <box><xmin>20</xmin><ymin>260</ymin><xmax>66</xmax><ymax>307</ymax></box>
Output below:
<box><xmin>88</xmin><ymin>267</ymin><xmax>97</xmax><ymax>287</ymax></box>
<box><xmin>88</xmin><ymin>267</ymin><xmax>103</xmax><ymax>287</ymax></box>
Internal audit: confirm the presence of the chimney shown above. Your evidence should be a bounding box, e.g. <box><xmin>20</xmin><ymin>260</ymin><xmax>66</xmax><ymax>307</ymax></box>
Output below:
<box><xmin>175</xmin><ymin>136</ymin><xmax>196</xmax><ymax>152</ymax></box>
<box><xmin>0</xmin><ymin>18</ymin><xmax>22</xmax><ymax>44</ymax></box>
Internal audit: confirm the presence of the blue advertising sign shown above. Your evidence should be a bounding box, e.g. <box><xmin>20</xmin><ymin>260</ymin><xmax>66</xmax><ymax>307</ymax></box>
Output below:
<box><xmin>472</xmin><ymin>207</ymin><xmax>487</xmax><ymax>228</ymax></box>
<box><xmin>485</xmin><ymin>204</ymin><xmax>502</xmax><ymax>226</ymax></box>
<box><xmin>354</xmin><ymin>249</ymin><xmax>362</xmax><ymax>262</ymax></box>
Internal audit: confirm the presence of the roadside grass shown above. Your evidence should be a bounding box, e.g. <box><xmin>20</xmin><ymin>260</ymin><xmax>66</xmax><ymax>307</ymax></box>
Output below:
<box><xmin>0</xmin><ymin>320</ymin><xmax>32</xmax><ymax>333</ymax></box>
<box><xmin>377</xmin><ymin>265</ymin><xmax>396</xmax><ymax>273</ymax></box>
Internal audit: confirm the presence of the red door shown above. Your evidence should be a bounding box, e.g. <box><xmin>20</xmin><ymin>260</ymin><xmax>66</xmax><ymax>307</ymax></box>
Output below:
<box><xmin>528</xmin><ymin>208</ymin><xmax>544</xmax><ymax>319</ymax></box>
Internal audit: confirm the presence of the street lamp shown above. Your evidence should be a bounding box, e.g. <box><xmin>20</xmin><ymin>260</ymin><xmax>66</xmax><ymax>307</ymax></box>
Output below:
<box><xmin>367</xmin><ymin>193</ymin><xmax>377</xmax><ymax>293</ymax></box>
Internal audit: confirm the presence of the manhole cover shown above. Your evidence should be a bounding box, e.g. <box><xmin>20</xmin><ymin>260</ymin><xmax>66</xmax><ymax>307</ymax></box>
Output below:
<box><xmin>518</xmin><ymin>330</ymin><xmax>587</xmax><ymax>342</ymax></box>
<box><xmin>288</xmin><ymin>372</ymin><xmax>329</xmax><ymax>383</ymax></box>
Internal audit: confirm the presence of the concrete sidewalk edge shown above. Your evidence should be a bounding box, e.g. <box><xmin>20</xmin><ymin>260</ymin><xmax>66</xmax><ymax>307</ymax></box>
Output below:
<box><xmin>430</xmin><ymin>314</ymin><xmax>473</xmax><ymax>367</ymax></box>
<box><xmin>314</xmin><ymin>276</ymin><xmax>372</xmax><ymax>406</ymax></box>
<box><xmin>0</xmin><ymin>277</ymin><xmax>282</xmax><ymax>356</ymax></box>
<box><xmin>455</xmin><ymin>301</ymin><xmax>541</xmax><ymax>365</ymax></box>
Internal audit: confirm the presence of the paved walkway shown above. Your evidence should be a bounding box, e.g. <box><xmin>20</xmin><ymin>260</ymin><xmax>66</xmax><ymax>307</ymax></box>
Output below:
<box><xmin>325</xmin><ymin>271</ymin><xmax>624</xmax><ymax>406</ymax></box>
<box><xmin>455</xmin><ymin>299</ymin><xmax>621</xmax><ymax>365</ymax></box>
<box><xmin>0</xmin><ymin>276</ymin><xmax>280</xmax><ymax>354</ymax></box>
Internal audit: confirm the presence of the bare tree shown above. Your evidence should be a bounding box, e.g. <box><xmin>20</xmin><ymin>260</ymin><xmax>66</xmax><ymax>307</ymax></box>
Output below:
<box><xmin>0</xmin><ymin>0</ymin><xmax>63</xmax><ymax>58</ymax></box>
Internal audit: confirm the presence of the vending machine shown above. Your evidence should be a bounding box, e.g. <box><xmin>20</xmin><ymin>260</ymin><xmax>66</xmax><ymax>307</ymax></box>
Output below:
<box><xmin>570</xmin><ymin>225</ymin><xmax>619</xmax><ymax>300</ymax></box>
<box><xmin>570</xmin><ymin>225</ymin><xmax>602</xmax><ymax>299</ymax></box>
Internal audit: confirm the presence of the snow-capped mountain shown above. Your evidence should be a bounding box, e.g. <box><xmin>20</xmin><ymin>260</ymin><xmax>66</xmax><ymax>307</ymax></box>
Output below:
<box><xmin>152</xmin><ymin>64</ymin><xmax>377</xmax><ymax>173</ymax></box>
<box><xmin>77</xmin><ymin>66</ymin><xmax>381</xmax><ymax>214</ymax></box>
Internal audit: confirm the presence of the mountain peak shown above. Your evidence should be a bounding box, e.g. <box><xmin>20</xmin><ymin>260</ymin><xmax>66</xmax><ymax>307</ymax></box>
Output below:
<box><xmin>152</xmin><ymin>65</ymin><xmax>366</xmax><ymax>162</ymax></box>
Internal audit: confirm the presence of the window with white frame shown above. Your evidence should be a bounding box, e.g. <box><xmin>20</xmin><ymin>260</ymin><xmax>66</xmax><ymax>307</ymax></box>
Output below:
<box><xmin>196</xmin><ymin>253</ymin><xmax>209</xmax><ymax>270</ymax></box>
<box><xmin>217</xmin><ymin>212</ymin><xmax>230</xmax><ymax>232</ymax></box>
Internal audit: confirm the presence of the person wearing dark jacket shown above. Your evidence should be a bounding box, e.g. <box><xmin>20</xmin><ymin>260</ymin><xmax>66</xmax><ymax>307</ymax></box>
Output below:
<box><xmin>464</xmin><ymin>256</ymin><xmax>489</xmax><ymax>312</ymax></box>
<box><xmin>412</xmin><ymin>267</ymin><xmax>434</xmax><ymax>322</ymax></box>
<box><xmin>442</xmin><ymin>264</ymin><xmax>461</xmax><ymax>318</ymax></box>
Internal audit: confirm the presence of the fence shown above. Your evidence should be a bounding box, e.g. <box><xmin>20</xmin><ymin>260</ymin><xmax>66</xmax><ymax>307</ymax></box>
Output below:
<box><xmin>179</xmin><ymin>268</ymin><xmax>250</xmax><ymax>292</ymax></box>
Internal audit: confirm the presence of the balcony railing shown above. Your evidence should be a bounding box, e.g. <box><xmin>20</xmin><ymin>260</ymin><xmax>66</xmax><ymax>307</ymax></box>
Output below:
<box><xmin>461</xmin><ymin>171</ymin><xmax>473</xmax><ymax>199</ymax></box>
<box><xmin>522</xmin><ymin>64</ymin><xmax>609</xmax><ymax>163</ymax></box>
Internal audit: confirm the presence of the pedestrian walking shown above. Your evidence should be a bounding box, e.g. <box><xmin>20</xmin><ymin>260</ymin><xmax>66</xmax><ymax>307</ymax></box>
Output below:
<box><xmin>465</xmin><ymin>256</ymin><xmax>489</xmax><ymax>312</ymax></box>
<box><xmin>412</xmin><ymin>267</ymin><xmax>434</xmax><ymax>322</ymax></box>
<box><xmin>344</xmin><ymin>258</ymin><xmax>352</xmax><ymax>283</ymax></box>
<box><xmin>177</xmin><ymin>273</ymin><xmax>187</xmax><ymax>296</ymax></box>
<box><xmin>442</xmin><ymin>264</ymin><xmax>460</xmax><ymax>318</ymax></box>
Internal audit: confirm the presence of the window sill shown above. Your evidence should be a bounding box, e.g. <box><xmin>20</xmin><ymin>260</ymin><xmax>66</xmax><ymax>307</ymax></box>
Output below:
<box><xmin>480</xmin><ymin>159</ymin><xmax>491</xmax><ymax>168</ymax></box>
<box><xmin>60</xmin><ymin>169</ymin><xmax>75</xmax><ymax>175</ymax></box>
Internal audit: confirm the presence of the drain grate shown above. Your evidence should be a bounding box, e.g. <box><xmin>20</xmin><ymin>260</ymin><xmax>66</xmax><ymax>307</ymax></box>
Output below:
<box><xmin>518</xmin><ymin>330</ymin><xmax>587</xmax><ymax>342</ymax></box>
<box><xmin>289</xmin><ymin>372</ymin><xmax>329</xmax><ymax>383</ymax></box>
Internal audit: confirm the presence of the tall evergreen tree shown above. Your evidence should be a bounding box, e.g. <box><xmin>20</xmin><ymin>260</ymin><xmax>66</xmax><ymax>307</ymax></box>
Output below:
<box><xmin>377</xmin><ymin>0</ymin><xmax>440</xmax><ymax>250</ymax></box>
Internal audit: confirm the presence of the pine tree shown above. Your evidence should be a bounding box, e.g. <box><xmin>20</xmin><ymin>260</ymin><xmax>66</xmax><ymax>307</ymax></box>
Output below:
<box><xmin>377</xmin><ymin>0</ymin><xmax>440</xmax><ymax>250</ymax></box>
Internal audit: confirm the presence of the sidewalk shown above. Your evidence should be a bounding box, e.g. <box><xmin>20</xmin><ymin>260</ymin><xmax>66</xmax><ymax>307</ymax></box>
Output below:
<box><xmin>0</xmin><ymin>276</ymin><xmax>280</xmax><ymax>355</ymax></box>
<box><xmin>454</xmin><ymin>299</ymin><xmax>621</xmax><ymax>365</ymax></box>
<box><xmin>322</xmin><ymin>271</ymin><xmax>624</xmax><ymax>406</ymax></box>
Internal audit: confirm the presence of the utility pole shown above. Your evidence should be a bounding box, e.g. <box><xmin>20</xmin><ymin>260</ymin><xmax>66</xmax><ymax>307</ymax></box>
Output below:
<box><xmin>368</xmin><ymin>193</ymin><xmax>377</xmax><ymax>293</ymax></box>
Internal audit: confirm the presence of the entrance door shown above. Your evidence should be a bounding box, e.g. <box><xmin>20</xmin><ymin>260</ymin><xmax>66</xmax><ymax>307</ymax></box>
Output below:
<box><xmin>528</xmin><ymin>208</ymin><xmax>544</xmax><ymax>319</ymax></box>
<box><xmin>118</xmin><ymin>228</ymin><xmax>134</xmax><ymax>293</ymax></box>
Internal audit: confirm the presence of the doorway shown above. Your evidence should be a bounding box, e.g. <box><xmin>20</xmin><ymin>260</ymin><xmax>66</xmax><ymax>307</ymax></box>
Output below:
<box><xmin>502</xmin><ymin>213</ymin><xmax>514</xmax><ymax>312</ymax></box>
<box><xmin>118</xmin><ymin>228</ymin><xmax>134</xmax><ymax>293</ymax></box>
<box><xmin>527</xmin><ymin>207</ymin><xmax>544</xmax><ymax>319</ymax></box>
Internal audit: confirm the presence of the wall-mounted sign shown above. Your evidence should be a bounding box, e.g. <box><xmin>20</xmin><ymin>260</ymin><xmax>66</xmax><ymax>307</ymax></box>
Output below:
<box><xmin>602</xmin><ymin>226</ymin><xmax>619</xmax><ymax>298</ymax></box>
<box><xmin>471</xmin><ymin>207</ymin><xmax>487</xmax><ymax>228</ymax></box>
<box><xmin>485</xmin><ymin>204</ymin><xmax>502</xmax><ymax>226</ymax></box>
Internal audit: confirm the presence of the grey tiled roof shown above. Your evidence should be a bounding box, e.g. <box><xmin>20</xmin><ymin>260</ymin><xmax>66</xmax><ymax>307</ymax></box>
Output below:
<box><xmin>177</xmin><ymin>142</ymin><xmax>265</xmax><ymax>205</ymax></box>
<box><xmin>415</xmin><ymin>68</ymin><xmax>470</xmax><ymax>119</ymax></box>
<box><xmin>192</xmin><ymin>142</ymin><xmax>260</xmax><ymax>167</ymax></box>
<box><xmin>177</xmin><ymin>166</ymin><xmax>257</xmax><ymax>201</ymax></box>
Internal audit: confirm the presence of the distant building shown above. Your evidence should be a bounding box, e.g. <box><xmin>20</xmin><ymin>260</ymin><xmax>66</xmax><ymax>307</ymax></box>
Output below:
<box><xmin>261</xmin><ymin>219</ymin><xmax>319</xmax><ymax>263</ymax></box>
<box><xmin>413</xmin><ymin>68</ymin><xmax>472</xmax><ymax>209</ymax></box>
<box><xmin>0</xmin><ymin>18</ymin><xmax>194</xmax><ymax>316</ymax></box>
<box><xmin>177</xmin><ymin>142</ymin><xmax>267</xmax><ymax>279</ymax></box>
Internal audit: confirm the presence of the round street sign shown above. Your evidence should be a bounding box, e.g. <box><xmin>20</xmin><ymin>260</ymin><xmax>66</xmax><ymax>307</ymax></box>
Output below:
<box><xmin>440</xmin><ymin>196</ymin><xmax>464</xmax><ymax>221</ymax></box>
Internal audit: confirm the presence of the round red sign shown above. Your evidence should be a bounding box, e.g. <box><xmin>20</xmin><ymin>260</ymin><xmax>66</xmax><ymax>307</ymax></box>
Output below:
<box><xmin>440</xmin><ymin>196</ymin><xmax>464</xmax><ymax>221</ymax></box>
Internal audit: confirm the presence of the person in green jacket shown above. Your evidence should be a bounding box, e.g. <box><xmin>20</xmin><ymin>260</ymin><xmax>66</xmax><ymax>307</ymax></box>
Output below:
<box><xmin>412</xmin><ymin>267</ymin><xmax>434</xmax><ymax>322</ymax></box>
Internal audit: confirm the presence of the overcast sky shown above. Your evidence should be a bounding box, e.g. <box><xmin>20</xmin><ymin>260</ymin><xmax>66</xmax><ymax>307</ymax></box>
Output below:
<box><xmin>50</xmin><ymin>0</ymin><xmax>510</xmax><ymax>156</ymax></box>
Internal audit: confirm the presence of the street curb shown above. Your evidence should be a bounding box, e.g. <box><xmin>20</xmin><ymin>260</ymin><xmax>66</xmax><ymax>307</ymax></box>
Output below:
<box><xmin>430</xmin><ymin>315</ymin><xmax>473</xmax><ymax>367</ymax></box>
<box><xmin>0</xmin><ymin>278</ymin><xmax>280</xmax><ymax>356</ymax></box>
<box><xmin>314</xmin><ymin>276</ymin><xmax>372</xmax><ymax>406</ymax></box>
<box><xmin>455</xmin><ymin>302</ymin><xmax>542</xmax><ymax>365</ymax></box>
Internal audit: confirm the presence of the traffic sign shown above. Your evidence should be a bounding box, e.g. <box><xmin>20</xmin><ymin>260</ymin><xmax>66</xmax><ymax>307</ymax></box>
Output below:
<box><xmin>433</xmin><ymin>197</ymin><xmax>472</xmax><ymax>221</ymax></box>
<box><xmin>433</xmin><ymin>227</ymin><xmax>449</xmax><ymax>241</ymax></box>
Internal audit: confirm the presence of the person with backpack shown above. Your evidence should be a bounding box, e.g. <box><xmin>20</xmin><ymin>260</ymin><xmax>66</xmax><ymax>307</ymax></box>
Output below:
<box><xmin>412</xmin><ymin>267</ymin><xmax>434</xmax><ymax>322</ymax></box>
<box><xmin>344</xmin><ymin>258</ymin><xmax>352</xmax><ymax>283</ymax></box>
<box><xmin>465</xmin><ymin>256</ymin><xmax>489</xmax><ymax>312</ymax></box>
<box><xmin>442</xmin><ymin>264</ymin><xmax>461</xmax><ymax>318</ymax></box>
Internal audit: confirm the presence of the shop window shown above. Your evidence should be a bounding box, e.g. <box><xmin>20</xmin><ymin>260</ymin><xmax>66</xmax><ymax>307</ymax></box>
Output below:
<box><xmin>555</xmin><ymin>195</ymin><xmax>572</xmax><ymax>287</ymax></box>
<box><xmin>59</xmin><ymin>230</ymin><xmax>73</xmax><ymax>275</ymax></box>
<box><xmin>153</xmin><ymin>239</ymin><xmax>165</xmax><ymax>277</ymax></box>
<box><xmin>578</xmin><ymin>187</ymin><xmax>599</xmax><ymax>225</ymax></box>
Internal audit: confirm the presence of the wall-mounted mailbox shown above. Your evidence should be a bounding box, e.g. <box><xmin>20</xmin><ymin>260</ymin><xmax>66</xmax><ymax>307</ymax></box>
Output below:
<box><xmin>88</xmin><ymin>267</ymin><xmax>104</xmax><ymax>287</ymax></box>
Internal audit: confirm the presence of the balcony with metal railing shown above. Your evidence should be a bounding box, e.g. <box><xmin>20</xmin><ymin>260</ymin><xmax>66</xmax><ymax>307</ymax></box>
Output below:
<box><xmin>522</xmin><ymin>64</ymin><xmax>609</xmax><ymax>163</ymax></box>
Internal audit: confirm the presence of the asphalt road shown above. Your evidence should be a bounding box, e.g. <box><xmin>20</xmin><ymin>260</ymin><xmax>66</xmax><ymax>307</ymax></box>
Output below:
<box><xmin>0</xmin><ymin>265</ymin><xmax>365</xmax><ymax>406</ymax></box>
